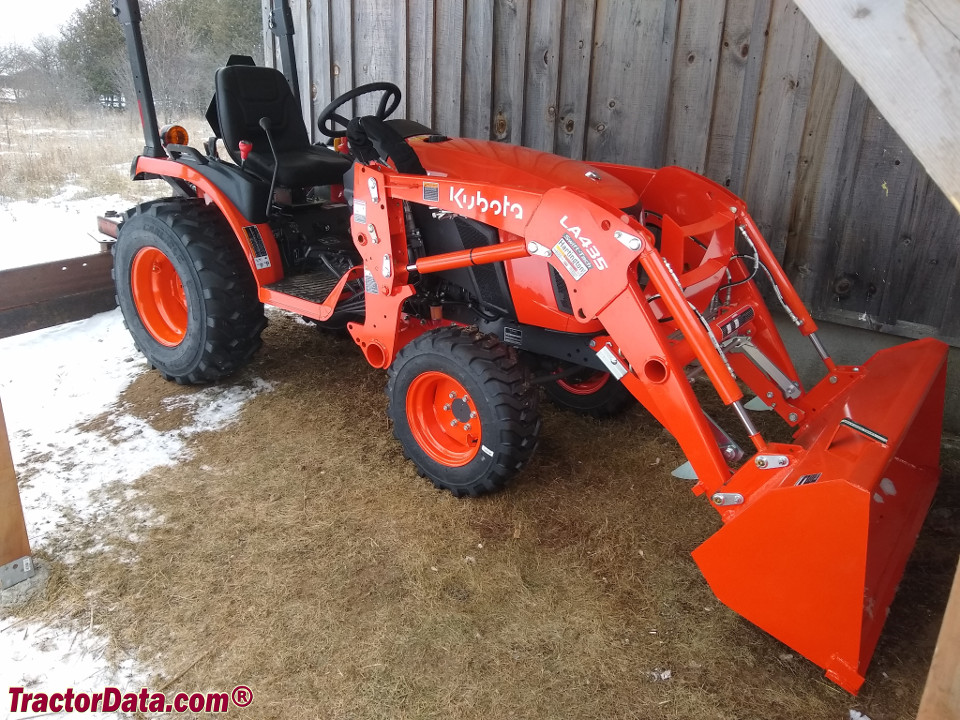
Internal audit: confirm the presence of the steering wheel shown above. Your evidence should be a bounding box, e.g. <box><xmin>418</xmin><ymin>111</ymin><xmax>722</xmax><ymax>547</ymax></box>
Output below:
<box><xmin>317</xmin><ymin>82</ymin><xmax>402</xmax><ymax>138</ymax></box>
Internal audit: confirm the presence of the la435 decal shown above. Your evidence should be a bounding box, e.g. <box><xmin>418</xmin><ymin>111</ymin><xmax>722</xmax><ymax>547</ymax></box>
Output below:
<box><xmin>560</xmin><ymin>215</ymin><xmax>607</xmax><ymax>270</ymax></box>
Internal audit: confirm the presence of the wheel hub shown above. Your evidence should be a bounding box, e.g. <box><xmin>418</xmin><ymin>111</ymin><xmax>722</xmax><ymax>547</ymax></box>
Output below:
<box><xmin>406</xmin><ymin>372</ymin><xmax>482</xmax><ymax>466</ymax></box>
<box><xmin>130</xmin><ymin>246</ymin><xmax>188</xmax><ymax>347</ymax></box>
<box><xmin>451</xmin><ymin>398</ymin><xmax>472</xmax><ymax>423</ymax></box>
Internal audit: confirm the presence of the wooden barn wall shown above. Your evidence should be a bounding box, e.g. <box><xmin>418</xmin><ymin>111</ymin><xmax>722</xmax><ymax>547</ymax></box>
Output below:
<box><xmin>262</xmin><ymin>0</ymin><xmax>960</xmax><ymax>346</ymax></box>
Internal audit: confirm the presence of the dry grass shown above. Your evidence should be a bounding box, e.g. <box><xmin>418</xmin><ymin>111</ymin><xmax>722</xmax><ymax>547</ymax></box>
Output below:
<box><xmin>0</xmin><ymin>107</ymin><xmax>209</xmax><ymax>202</ymax></box>
<box><xmin>16</xmin><ymin>314</ymin><xmax>960</xmax><ymax>719</ymax></box>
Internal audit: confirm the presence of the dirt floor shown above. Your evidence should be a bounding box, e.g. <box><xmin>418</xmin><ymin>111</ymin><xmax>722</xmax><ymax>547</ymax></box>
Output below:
<box><xmin>21</xmin><ymin>313</ymin><xmax>960</xmax><ymax>719</ymax></box>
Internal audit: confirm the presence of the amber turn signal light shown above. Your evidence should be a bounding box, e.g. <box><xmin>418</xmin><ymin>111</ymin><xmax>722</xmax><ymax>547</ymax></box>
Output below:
<box><xmin>159</xmin><ymin>124</ymin><xmax>189</xmax><ymax>147</ymax></box>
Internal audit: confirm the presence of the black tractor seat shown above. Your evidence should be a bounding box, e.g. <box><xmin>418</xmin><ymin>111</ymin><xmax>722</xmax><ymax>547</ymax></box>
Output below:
<box><xmin>214</xmin><ymin>65</ymin><xmax>351</xmax><ymax>187</ymax></box>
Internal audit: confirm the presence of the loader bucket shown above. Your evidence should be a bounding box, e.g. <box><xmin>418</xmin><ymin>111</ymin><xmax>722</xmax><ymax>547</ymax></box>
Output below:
<box><xmin>692</xmin><ymin>338</ymin><xmax>948</xmax><ymax>694</ymax></box>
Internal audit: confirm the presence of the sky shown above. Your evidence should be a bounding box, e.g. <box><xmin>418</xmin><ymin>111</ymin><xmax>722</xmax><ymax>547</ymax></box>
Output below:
<box><xmin>0</xmin><ymin>0</ymin><xmax>90</xmax><ymax>47</ymax></box>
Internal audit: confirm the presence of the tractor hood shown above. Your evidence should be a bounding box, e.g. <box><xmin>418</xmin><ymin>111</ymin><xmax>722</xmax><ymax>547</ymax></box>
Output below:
<box><xmin>409</xmin><ymin>136</ymin><xmax>640</xmax><ymax>210</ymax></box>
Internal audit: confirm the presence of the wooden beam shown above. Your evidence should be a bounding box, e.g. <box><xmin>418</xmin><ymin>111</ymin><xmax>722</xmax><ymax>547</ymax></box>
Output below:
<box><xmin>793</xmin><ymin>0</ymin><xmax>960</xmax><ymax>214</ymax></box>
<box><xmin>917</xmin><ymin>557</ymin><xmax>960</xmax><ymax>720</ymax></box>
<box><xmin>0</xmin><ymin>254</ymin><xmax>116</xmax><ymax>339</ymax></box>
<box><xmin>0</xmin><ymin>398</ymin><xmax>34</xmax><ymax>590</ymax></box>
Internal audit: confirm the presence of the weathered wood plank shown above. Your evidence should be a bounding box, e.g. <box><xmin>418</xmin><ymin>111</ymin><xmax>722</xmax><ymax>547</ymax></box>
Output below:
<box><xmin>308</xmin><ymin>0</ymin><xmax>333</xmax><ymax>141</ymax></box>
<box><xmin>742</xmin><ymin>0</ymin><xmax>819</xmax><ymax>259</ymax></box>
<box><xmin>873</xmin><ymin>145</ymin><xmax>960</xmax><ymax>331</ymax></box>
<box><xmin>261</xmin><ymin>0</ymin><xmax>275</xmax><ymax>67</ymax></box>
<box><xmin>554</xmin><ymin>0</ymin><xmax>596</xmax><ymax>160</ymax></box>
<box><xmin>0</xmin><ymin>254</ymin><xmax>116</xmax><ymax>339</ymax></box>
<box><xmin>793</xmin><ymin>0</ymin><xmax>960</xmax><ymax>214</ymax></box>
<box><xmin>703</xmin><ymin>0</ymin><xmax>772</xmax><ymax>193</ymax></box>
<box><xmin>918</xmin><ymin>557</ymin><xmax>960</xmax><ymax>720</ymax></box>
<box><xmin>433</xmin><ymin>0</ymin><xmax>465</xmax><ymax>136</ymax></box>
<box><xmin>813</xmin><ymin>308</ymin><xmax>960</xmax><ymax>348</ymax></box>
<box><xmin>0</xmin><ymin>398</ymin><xmax>33</xmax><ymax>583</ymax></box>
<box><xmin>351</xmin><ymin>1</ymin><xmax>405</xmax><ymax>117</ymax></box>
<box><xmin>407</xmin><ymin>0</ymin><xmax>435</xmax><ymax>127</ymax></box>
<box><xmin>665</xmin><ymin>1</ymin><xmax>725</xmax><ymax>173</ymax></box>
<box><xmin>585</xmin><ymin>0</ymin><xmax>679</xmax><ymax>166</ymax></box>
<box><xmin>804</xmin><ymin>94</ymin><xmax>960</xmax><ymax>338</ymax></box>
<box><xmin>492</xmin><ymin>0</ymin><xmax>529</xmax><ymax>143</ymax></box>
<box><xmin>781</xmin><ymin>43</ymin><xmax>858</xmax><ymax>301</ymax></box>
<box><xmin>461</xmin><ymin>0</ymin><xmax>495</xmax><ymax>138</ymax></box>
<box><xmin>330</xmin><ymin>0</ymin><xmax>355</xmax><ymax>117</ymax></box>
<box><xmin>295</xmin><ymin>0</ymin><xmax>313</xmax><ymax>132</ymax></box>
<box><xmin>522</xmin><ymin>0</ymin><xmax>562</xmax><ymax>152</ymax></box>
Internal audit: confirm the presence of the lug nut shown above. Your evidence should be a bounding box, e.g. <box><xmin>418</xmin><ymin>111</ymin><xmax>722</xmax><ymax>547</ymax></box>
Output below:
<box><xmin>443</xmin><ymin>404</ymin><xmax>450</xmax><ymax>411</ymax></box>
<box><xmin>450</xmin><ymin>420</ymin><xmax>458</xmax><ymax>427</ymax></box>
<box><xmin>464</xmin><ymin>424</ymin><xmax>471</xmax><ymax>431</ymax></box>
<box><xmin>470</xmin><ymin>411</ymin><xmax>477</xmax><ymax>419</ymax></box>
<box><xmin>449</xmin><ymin>392</ymin><xmax>456</xmax><ymax>399</ymax></box>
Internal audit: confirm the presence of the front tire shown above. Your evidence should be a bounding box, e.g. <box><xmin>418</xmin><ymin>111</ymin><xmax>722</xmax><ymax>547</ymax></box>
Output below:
<box><xmin>114</xmin><ymin>199</ymin><xmax>266</xmax><ymax>384</ymax></box>
<box><xmin>387</xmin><ymin>327</ymin><xmax>541</xmax><ymax>496</ymax></box>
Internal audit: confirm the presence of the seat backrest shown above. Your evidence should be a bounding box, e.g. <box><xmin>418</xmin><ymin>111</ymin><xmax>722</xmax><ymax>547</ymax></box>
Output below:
<box><xmin>215</xmin><ymin>65</ymin><xmax>309</xmax><ymax>164</ymax></box>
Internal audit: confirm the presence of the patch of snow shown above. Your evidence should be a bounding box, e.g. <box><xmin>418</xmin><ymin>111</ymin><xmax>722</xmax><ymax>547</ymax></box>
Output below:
<box><xmin>0</xmin><ymin>619</ymin><xmax>148</xmax><ymax>720</ymax></box>
<box><xmin>0</xmin><ymin>190</ymin><xmax>126</xmax><ymax>270</ymax></box>
<box><xmin>0</xmin><ymin>309</ymin><xmax>274</xmax><ymax>554</ymax></box>
<box><xmin>1</xmin><ymin>308</ymin><xmax>275</xmax><ymax>712</ymax></box>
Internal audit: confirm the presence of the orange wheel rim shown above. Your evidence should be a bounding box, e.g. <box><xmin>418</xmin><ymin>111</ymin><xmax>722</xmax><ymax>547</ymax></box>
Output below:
<box><xmin>406</xmin><ymin>371</ymin><xmax>482</xmax><ymax>466</ymax></box>
<box><xmin>556</xmin><ymin>370</ymin><xmax>609</xmax><ymax>396</ymax></box>
<box><xmin>131</xmin><ymin>246</ymin><xmax>188</xmax><ymax>347</ymax></box>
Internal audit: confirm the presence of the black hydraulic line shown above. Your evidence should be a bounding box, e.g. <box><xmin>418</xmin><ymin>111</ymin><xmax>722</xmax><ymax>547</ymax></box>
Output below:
<box><xmin>111</xmin><ymin>0</ymin><xmax>164</xmax><ymax>159</ymax></box>
<box><xmin>270</xmin><ymin>0</ymin><xmax>301</xmax><ymax>106</ymax></box>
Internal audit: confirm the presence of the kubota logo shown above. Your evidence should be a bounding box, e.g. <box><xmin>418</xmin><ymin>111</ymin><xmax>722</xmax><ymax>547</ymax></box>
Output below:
<box><xmin>560</xmin><ymin>215</ymin><xmax>608</xmax><ymax>270</ymax></box>
<box><xmin>450</xmin><ymin>187</ymin><xmax>524</xmax><ymax>219</ymax></box>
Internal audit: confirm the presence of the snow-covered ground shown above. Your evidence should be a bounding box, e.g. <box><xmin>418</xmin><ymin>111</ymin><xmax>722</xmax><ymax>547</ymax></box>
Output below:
<box><xmin>0</xmin><ymin>186</ymin><xmax>124</xmax><ymax>270</ymax></box>
<box><xmin>0</xmin><ymin>304</ymin><xmax>274</xmax><ymax>716</ymax></box>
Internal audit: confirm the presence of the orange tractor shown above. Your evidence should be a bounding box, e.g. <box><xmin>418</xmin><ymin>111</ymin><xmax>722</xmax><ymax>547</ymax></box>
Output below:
<box><xmin>109</xmin><ymin>0</ymin><xmax>948</xmax><ymax>694</ymax></box>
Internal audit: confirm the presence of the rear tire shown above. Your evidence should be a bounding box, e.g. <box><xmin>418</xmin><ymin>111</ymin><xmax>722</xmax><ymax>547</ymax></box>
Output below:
<box><xmin>114</xmin><ymin>199</ymin><xmax>266</xmax><ymax>384</ymax></box>
<box><xmin>387</xmin><ymin>327</ymin><xmax>541</xmax><ymax>496</ymax></box>
<box><xmin>543</xmin><ymin>367</ymin><xmax>636</xmax><ymax>418</ymax></box>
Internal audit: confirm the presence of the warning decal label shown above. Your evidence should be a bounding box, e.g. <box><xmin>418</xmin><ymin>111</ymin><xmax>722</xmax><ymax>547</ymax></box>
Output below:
<box><xmin>553</xmin><ymin>233</ymin><xmax>592</xmax><ymax>281</ymax></box>
<box><xmin>353</xmin><ymin>199</ymin><xmax>367</xmax><ymax>224</ymax></box>
<box><xmin>242</xmin><ymin>226</ymin><xmax>271</xmax><ymax>270</ymax></box>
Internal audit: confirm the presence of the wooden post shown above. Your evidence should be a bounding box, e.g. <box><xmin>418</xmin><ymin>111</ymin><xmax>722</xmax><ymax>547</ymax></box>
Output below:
<box><xmin>917</xmin><ymin>557</ymin><xmax>960</xmax><ymax>720</ymax></box>
<box><xmin>0</xmin><ymin>397</ymin><xmax>35</xmax><ymax>590</ymax></box>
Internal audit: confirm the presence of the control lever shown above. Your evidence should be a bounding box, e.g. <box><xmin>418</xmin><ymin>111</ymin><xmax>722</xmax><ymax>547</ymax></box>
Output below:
<box><xmin>258</xmin><ymin>117</ymin><xmax>279</xmax><ymax>218</ymax></box>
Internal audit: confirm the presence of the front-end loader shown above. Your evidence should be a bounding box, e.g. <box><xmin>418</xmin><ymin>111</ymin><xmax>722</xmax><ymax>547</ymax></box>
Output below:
<box><xmin>107</xmin><ymin>0</ymin><xmax>949</xmax><ymax>694</ymax></box>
